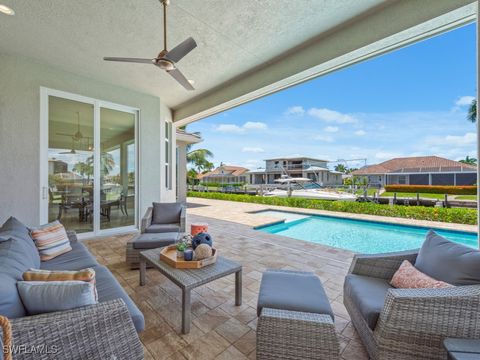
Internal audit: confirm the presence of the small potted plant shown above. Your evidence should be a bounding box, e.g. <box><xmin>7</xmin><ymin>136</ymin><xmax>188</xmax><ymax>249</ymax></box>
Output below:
<box><xmin>176</xmin><ymin>241</ymin><xmax>187</xmax><ymax>258</ymax></box>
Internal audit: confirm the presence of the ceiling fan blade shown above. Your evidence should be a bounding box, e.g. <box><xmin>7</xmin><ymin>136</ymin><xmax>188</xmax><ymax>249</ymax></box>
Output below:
<box><xmin>167</xmin><ymin>68</ymin><xmax>194</xmax><ymax>91</ymax></box>
<box><xmin>103</xmin><ymin>57</ymin><xmax>154</xmax><ymax>64</ymax></box>
<box><xmin>164</xmin><ymin>37</ymin><xmax>197</xmax><ymax>63</ymax></box>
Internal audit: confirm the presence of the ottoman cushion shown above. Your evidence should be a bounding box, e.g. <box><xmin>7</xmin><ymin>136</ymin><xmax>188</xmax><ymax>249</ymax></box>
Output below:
<box><xmin>133</xmin><ymin>232</ymin><xmax>178</xmax><ymax>249</ymax></box>
<box><xmin>257</xmin><ymin>270</ymin><xmax>334</xmax><ymax>320</ymax></box>
<box><xmin>145</xmin><ymin>224</ymin><xmax>181</xmax><ymax>233</ymax></box>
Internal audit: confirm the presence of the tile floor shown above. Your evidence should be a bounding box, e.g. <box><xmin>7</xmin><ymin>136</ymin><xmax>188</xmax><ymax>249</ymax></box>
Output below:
<box><xmin>84</xmin><ymin>205</ymin><xmax>370</xmax><ymax>359</ymax></box>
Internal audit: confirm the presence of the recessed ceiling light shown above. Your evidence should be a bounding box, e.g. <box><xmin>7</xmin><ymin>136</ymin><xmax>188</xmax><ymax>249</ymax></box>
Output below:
<box><xmin>188</xmin><ymin>79</ymin><xmax>195</xmax><ymax>85</ymax></box>
<box><xmin>0</xmin><ymin>4</ymin><xmax>14</xmax><ymax>15</ymax></box>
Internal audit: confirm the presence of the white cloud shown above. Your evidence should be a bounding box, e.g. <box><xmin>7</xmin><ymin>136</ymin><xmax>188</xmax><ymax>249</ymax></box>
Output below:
<box><xmin>214</xmin><ymin>124</ymin><xmax>244</xmax><ymax>133</ymax></box>
<box><xmin>307</xmin><ymin>108</ymin><xmax>358</xmax><ymax>123</ymax></box>
<box><xmin>242</xmin><ymin>147</ymin><xmax>265</xmax><ymax>153</ymax></box>
<box><xmin>455</xmin><ymin>96</ymin><xmax>475</xmax><ymax>106</ymax></box>
<box><xmin>285</xmin><ymin>106</ymin><xmax>305</xmax><ymax>116</ymax></box>
<box><xmin>375</xmin><ymin>151</ymin><xmax>403</xmax><ymax>161</ymax></box>
<box><xmin>313</xmin><ymin>134</ymin><xmax>334</xmax><ymax>143</ymax></box>
<box><xmin>324</xmin><ymin>126</ymin><xmax>339</xmax><ymax>133</ymax></box>
<box><xmin>243</xmin><ymin>121</ymin><xmax>268</xmax><ymax>130</ymax></box>
<box><xmin>214</xmin><ymin>121</ymin><xmax>267</xmax><ymax>133</ymax></box>
<box><xmin>354</xmin><ymin>130</ymin><xmax>366</xmax><ymax>136</ymax></box>
<box><xmin>442</xmin><ymin>132</ymin><xmax>476</xmax><ymax>146</ymax></box>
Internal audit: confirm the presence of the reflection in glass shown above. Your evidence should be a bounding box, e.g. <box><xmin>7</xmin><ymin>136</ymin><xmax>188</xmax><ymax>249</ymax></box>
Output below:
<box><xmin>48</xmin><ymin>97</ymin><xmax>94</xmax><ymax>233</ymax></box>
<box><xmin>100</xmin><ymin>108</ymin><xmax>136</xmax><ymax>230</ymax></box>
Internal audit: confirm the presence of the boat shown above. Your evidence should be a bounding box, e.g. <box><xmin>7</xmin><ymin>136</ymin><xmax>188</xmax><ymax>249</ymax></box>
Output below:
<box><xmin>263</xmin><ymin>176</ymin><xmax>357</xmax><ymax>201</ymax></box>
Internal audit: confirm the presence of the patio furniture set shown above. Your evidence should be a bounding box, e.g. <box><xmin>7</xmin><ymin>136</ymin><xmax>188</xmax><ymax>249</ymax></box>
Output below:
<box><xmin>1</xmin><ymin>202</ymin><xmax>480</xmax><ymax>360</ymax></box>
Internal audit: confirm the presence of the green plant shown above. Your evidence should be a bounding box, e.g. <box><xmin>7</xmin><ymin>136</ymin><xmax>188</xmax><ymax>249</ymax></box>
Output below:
<box><xmin>384</xmin><ymin>185</ymin><xmax>476</xmax><ymax>195</ymax></box>
<box><xmin>176</xmin><ymin>242</ymin><xmax>187</xmax><ymax>252</ymax></box>
<box><xmin>187</xmin><ymin>191</ymin><xmax>478</xmax><ymax>225</ymax></box>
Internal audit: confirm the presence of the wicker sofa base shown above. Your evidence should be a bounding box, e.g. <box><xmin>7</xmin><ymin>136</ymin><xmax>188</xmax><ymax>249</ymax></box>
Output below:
<box><xmin>257</xmin><ymin>308</ymin><xmax>339</xmax><ymax>360</ymax></box>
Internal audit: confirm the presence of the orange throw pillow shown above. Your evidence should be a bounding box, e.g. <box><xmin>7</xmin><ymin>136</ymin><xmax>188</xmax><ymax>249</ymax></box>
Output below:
<box><xmin>391</xmin><ymin>260</ymin><xmax>453</xmax><ymax>289</ymax></box>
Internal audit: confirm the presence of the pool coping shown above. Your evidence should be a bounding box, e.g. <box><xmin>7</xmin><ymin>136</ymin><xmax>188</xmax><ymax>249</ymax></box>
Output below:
<box><xmin>248</xmin><ymin>207</ymin><xmax>478</xmax><ymax>234</ymax></box>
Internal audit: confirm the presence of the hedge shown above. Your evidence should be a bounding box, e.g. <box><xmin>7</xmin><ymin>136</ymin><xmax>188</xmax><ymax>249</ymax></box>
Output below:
<box><xmin>384</xmin><ymin>185</ymin><xmax>477</xmax><ymax>195</ymax></box>
<box><xmin>187</xmin><ymin>191</ymin><xmax>478</xmax><ymax>225</ymax></box>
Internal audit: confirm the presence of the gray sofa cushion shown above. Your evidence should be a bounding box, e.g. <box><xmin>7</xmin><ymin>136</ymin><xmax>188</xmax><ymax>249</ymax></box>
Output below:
<box><xmin>152</xmin><ymin>202</ymin><xmax>182</xmax><ymax>225</ymax></box>
<box><xmin>0</xmin><ymin>237</ymin><xmax>43</xmax><ymax>318</ymax></box>
<box><xmin>144</xmin><ymin>224</ymin><xmax>181</xmax><ymax>234</ymax></box>
<box><xmin>0</xmin><ymin>216</ymin><xmax>40</xmax><ymax>268</ymax></box>
<box><xmin>415</xmin><ymin>230</ymin><xmax>480</xmax><ymax>286</ymax></box>
<box><xmin>94</xmin><ymin>265</ymin><xmax>145</xmax><ymax>332</ymax></box>
<box><xmin>344</xmin><ymin>274</ymin><xmax>392</xmax><ymax>330</ymax></box>
<box><xmin>257</xmin><ymin>270</ymin><xmax>334</xmax><ymax>320</ymax></box>
<box><xmin>133</xmin><ymin>232</ymin><xmax>178</xmax><ymax>249</ymax></box>
<box><xmin>40</xmin><ymin>242</ymin><xmax>98</xmax><ymax>271</ymax></box>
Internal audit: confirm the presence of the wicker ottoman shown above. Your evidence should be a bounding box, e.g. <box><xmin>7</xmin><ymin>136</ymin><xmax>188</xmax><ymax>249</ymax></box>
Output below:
<box><xmin>126</xmin><ymin>232</ymin><xmax>179</xmax><ymax>269</ymax></box>
<box><xmin>256</xmin><ymin>270</ymin><xmax>340</xmax><ymax>360</ymax></box>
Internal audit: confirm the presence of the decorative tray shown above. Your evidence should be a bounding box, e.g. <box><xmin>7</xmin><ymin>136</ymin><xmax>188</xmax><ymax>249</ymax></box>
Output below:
<box><xmin>159</xmin><ymin>245</ymin><xmax>217</xmax><ymax>269</ymax></box>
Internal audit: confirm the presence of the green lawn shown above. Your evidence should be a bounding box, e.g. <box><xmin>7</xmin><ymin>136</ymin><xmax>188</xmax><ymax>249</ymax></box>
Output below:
<box><xmin>355</xmin><ymin>188</ymin><xmax>378</xmax><ymax>196</ymax></box>
<box><xmin>380</xmin><ymin>192</ymin><xmax>445</xmax><ymax>200</ymax></box>
<box><xmin>455</xmin><ymin>195</ymin><xmax>478</xmax><ymax>200</ymax></box>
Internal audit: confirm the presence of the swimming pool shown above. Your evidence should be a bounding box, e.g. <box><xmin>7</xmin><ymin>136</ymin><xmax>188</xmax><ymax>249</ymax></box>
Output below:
<box><xmin>254</xmin><ymin>210</ymin><xmax>478</xmax><ymax>253</ymax></box>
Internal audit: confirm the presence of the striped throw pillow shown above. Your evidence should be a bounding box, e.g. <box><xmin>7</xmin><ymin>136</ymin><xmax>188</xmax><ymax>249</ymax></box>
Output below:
<box><xmin>23</xmin><ymin>268</ymin><xmax>97</xmax><ymax>300</ymax></box>
<box><xmin>30</xmin><ymin>221</ymin><xmax>72</xmax><ymax>261</ymax></box>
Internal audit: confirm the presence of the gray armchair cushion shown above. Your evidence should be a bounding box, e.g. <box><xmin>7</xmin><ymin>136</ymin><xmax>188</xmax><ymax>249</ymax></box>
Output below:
<box><xmin>94</xmin><ymin>265</ymin><xmax>145</xmax><ymax>332</ymax></box>
<box><xmin>132</xmin><ymin>232</ymin><xmax>178</xmax><ymax>249</ymax></box>
<box><xmin>144</xmin><ymin>224</ymin><xmax>181</xmax><ymax>234</ymax></box>
<box><xmin>257</xmin><ymin>270</ymin><xmax>334</xmax><ymax>320</ymax></box>
<box><xmin>0</xmin><ymin>216</ymin><xmax>40</xmax><ymax>268</ymax></box>
<box><xmin>415</xmin><ymin>230</ymin><xmax>480</xmax><ymax>286</ymax></box>
<box><xmin>40</xmin><ymin>242</ymin><xmax>98</xmax><ymax>271</ymax></box>
<box><xmin>344</xmin><ymin>274</ymin><xmax>392</xmax><ymax>330</ymax></box>
<box><xmin>152</xmin><ymin>202</ymin><xmax>182</xmax><ymax>225</ymax></box>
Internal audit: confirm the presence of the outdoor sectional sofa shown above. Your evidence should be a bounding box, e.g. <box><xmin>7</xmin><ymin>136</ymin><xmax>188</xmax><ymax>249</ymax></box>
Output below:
<box><xmin>344</xmin><ymin>231</ymin><xmax>480</xmax><ymax>360</ymax></box>
<box><xmin>0</xmin><ymin>217</ymin><xmax>144</xmax><ymax>360</ymax></box>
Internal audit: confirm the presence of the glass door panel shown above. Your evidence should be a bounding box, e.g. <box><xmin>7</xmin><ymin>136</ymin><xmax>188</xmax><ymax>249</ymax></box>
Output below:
<box><xmin>99</xmin><ymin>107</ymin><xmax>136</xmax><ymax>230</ymax></box>
<box><xmin>48</xmin><ymin>96</ymin><xmax>94</xmax><ymax>233</ymax></box>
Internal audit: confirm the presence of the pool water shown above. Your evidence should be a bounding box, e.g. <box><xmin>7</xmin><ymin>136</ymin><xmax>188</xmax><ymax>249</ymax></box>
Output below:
<box><xmin>255</xmin><ymin>211</ymin><xmax>478</xmax><ymax>253</ymax></box>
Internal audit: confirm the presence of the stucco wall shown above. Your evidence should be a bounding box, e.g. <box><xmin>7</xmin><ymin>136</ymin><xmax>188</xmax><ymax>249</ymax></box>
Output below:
<box><xmin>0</xmin><ymin>54</ymin><xmax>167</xmax><ymax>227</ymax></box>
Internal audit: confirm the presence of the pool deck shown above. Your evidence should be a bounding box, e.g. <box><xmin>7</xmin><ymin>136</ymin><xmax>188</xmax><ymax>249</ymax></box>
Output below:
<box><xmin>187</xmin><ymin>197</ymin><xmax>478</xmax><ymax>233</ymax></box>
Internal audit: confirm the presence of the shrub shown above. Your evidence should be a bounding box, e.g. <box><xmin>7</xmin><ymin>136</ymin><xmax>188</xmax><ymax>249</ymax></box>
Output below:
<box><xmin>187</xmin><ymin>191</ymin><xmax>478</xmax><ymax>225</ymax></box>
<box><xmin>384</xmin><ymin>185</ymin><xmax>477</xmax><ymax>195</ymax></box>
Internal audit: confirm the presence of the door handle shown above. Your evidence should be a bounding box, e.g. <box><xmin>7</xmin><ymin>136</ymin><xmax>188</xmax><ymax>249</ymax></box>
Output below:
<box><xmin>42</xmin><ymin>186</ymin><xmax>47</xmax><ymax>200</ymax></box>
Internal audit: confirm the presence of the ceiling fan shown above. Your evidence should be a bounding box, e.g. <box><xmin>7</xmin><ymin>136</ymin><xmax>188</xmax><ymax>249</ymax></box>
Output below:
<box><xmin>57</xmin><ymin>112</ymin><xmax>84</xmax><ymax>141</ymax></box>
<box><xmin>103</xmin><ymin>0</ymin><xmax>197</xmax><ymax>90</ymax></box>
<box><xmin>59</xmin><ymin>138</ymin><xmax>77</xmax><ymax>155</ymax></box>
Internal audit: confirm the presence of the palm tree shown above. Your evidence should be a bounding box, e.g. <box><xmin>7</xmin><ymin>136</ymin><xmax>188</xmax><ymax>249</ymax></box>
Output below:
<box><xmin>459</xmin><ymin>155</ymin><xmax>477</xmax><ymax>165</ymax></box>
<box><xmin>187</xmin><ymin>149</ymin><xmax>214</xmax><ymax>173</ymax></box>
<box><xmin>467</xmin><ymin>99</ymin><xmax>477</xmax><ymax>123</ymax></box>
<box><xmin>86</xmin><ymin>152</ymin><xmax>115</xmax><ymax>176</ymax></box>
<box><xmin>72</xmin><ymin>161</ymin><xmax>93</xmax><ymax>182</ymax></box>
<box><xmin>334</xmin><ymin>164</ymin><xmax>347</xmax><ymax>173</ymax></box>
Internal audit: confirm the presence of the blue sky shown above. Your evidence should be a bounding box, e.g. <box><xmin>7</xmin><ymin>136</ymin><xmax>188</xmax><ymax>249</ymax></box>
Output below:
<box><xmin>187</xmin><ymin>23</ymin><xmax>477</xmax><ymax>170</ymax></box>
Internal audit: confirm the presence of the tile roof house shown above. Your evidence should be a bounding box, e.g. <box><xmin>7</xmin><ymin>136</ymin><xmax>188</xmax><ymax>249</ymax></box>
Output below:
<box><xmin>198</xmin><ymin>165</ymin><xmax>249</xmax><ymax>184</ymax></box>
<box><xmin>352</xmin><ymin>156</ymin><xmax>477</xmax><ymax>187</ymax></box>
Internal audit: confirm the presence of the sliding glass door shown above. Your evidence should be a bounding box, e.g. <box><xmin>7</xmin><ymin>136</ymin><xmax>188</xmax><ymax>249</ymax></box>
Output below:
<box><xmin>43</xmin><ymin>89</ymin><xmax>137</xmax><ymax>236</ymax></box>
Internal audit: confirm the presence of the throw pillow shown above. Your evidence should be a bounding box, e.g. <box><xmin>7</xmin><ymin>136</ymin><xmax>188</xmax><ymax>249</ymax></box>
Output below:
<box><xmin>23</xmin><ymin>268</ymin><xmax>97</xmax><ymax>300</ymax></box>
<box><xmin>17</xmin><ymin>280</ymin><xmax>97</xmax><ymax>315</ymax></box>
<box><xmin>30</xmin><ymin>221</ymin><xmax>72</xmax><ymax>261</ymax></box>
<box><xmin>415</xmin><ymin>230</ymin><xmax>480</xmax><ymax>286</ymax></box>
<box><xmin>391</xmin><ymin>260</ymin><xmax>453</xmax><ymax>289</ymax></box>
<box><xmin>152</xmin><ymin>202</ymin><xmax>182</xmax><ymax>224</ymax></box>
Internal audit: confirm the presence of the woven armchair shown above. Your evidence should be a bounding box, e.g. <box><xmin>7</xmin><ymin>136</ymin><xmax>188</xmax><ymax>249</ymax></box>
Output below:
<box><xmin>4</xmin><ymin>299</ymin><xmax>143</xmax><ymax>360</ymax></box>
<box><xmin>140</xmin><ymin>205</ymin><xmax>186</xmax><ymax>233</ymax></box>
<box><xmin>345</xmin><ymin>250</ymin><xmax>480</xmax><ymax>360</ymax></box>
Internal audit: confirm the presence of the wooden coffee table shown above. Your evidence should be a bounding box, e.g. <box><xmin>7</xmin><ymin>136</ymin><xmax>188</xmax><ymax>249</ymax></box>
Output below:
<box><xmin>139</xmin><ymin>247</ymin><xmax>242</xmax><ymax>334</ymax></box>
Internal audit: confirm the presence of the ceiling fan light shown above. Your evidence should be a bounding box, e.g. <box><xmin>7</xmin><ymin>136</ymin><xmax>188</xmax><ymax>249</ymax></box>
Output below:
<box><xmin>0</xmin><ymin>4</ymin><xmax>14</xmax><ymax>15</ymax></box>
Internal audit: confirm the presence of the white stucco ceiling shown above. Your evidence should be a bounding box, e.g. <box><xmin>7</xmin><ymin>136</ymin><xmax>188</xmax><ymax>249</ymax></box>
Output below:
<box><xmin>0</xmin><ymin>0</ymin><xmax>385</xmax><ymax>108</ymax></box>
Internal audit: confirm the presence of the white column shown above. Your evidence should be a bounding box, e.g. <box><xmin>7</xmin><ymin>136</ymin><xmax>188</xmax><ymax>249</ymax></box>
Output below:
<box><xmin>477</xmin><ymin>0</ymin><xmax>480</xmax><ymax>247</ymax></box>
<box><xmin>177</xmin><ymin>143</ymin><xmax>187</xmax><ymax>204</ymax></box>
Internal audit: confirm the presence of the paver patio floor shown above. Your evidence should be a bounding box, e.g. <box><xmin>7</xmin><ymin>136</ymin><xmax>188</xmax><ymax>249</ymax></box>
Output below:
<box><xmin>84</xmin><ymin>201</ymin><xmax>372</xmax><ymax>359</ymax></box>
